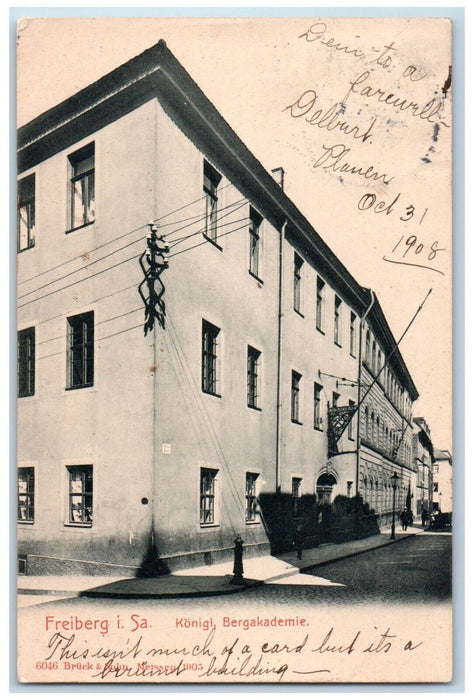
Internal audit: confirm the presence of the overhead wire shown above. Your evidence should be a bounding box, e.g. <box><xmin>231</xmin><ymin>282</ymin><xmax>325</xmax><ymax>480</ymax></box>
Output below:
<box><xmin>18</xmin><ymin>182</ymin><xmax>237</xmax><ymax>288</ymax></box>
<box><xmin>37</xmin><ymin>319</ymin><xmax>145</xmax><ymax>364</ymax></box>
<box><xmin>17</xmin><ymin>198</ymin><xmax>250</xmax><ymax>309</ymax></box>
<box><xmin>36</xmin><ymin>306</ymin><xmax>144</xmax><ymax>348</ymax></box>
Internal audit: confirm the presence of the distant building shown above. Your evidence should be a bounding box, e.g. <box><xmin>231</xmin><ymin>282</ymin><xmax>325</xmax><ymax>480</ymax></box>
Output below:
<box><xmin>432</xmin><ymin>449</ymin><xmax>452</xmax><ymax>513</ymax></box>
<box><xmin>413</xmin><ymin>417</ymin><xmax>435</xmax><ymax>517</ymax></box>
<box><xmin>17</xmin><ymin>41</ymin><xmax>419</xmax><ymax>575</ymax></box>
<box><xmin>358</xmin><ymin>296</ymin><xmax>418</xmax><ymax>525</ymax></box>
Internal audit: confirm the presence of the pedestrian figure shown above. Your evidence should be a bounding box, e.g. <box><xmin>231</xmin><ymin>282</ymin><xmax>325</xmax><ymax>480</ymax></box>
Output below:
<box><xmin>231</xmin><ymin>534</ymin><xmax>244</xmax><ymax>584</ymax></box>
<box><xmin>400</xmin><ymin>509</ymin><xmax>409</xmax><ymax>531</ymax></box>
<box><xmin>293</xmin><ymin>525</ymin><xmax>305</xmax><ymax>560</ymax></box>
<box><xmin>421</xmin><ymin>508</ymin><xmax>428</xmax><ymax>528</ymax></box>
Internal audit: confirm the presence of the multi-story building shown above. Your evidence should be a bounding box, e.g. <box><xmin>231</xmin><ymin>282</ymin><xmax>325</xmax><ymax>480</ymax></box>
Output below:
<box><xmin>413</xmin><ymin>417</ymin><xmax>435</xmax><ymax>518</ymax></box>
<box><xmin>358</xmin><ymin>297</ymin><xmax>419</xmax><ymax>526</ymax></box>
<box><xmin>432</xmin><ymin>449</ymin><xmax>452</xmax><ymax>513</ymax></box>
<box><xmin>17</xmin><ymin>40</ymin><xmax>418</xmax><ymax>575</ymax></box>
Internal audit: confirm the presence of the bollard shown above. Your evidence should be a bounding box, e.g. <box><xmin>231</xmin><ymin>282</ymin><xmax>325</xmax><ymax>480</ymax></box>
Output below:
<box><xmin>231</xmin><ymin>534</ymin><xmax>244</xmax><ymax>585</ymax></box>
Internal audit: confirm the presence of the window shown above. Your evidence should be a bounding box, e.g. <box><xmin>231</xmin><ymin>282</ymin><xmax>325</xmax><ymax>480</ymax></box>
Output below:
<box><xmin>371</xmin><ymin>340</ymin><xmax>376</xmax><ymax>371</ymax></box>
<box><xmin>200</xmin><ymin>468</ymin><xmax>218</xmax><ymax>525</ymax></box>
<box><xmin>291</xmin><ymin>371</ymin><xmax>302</xmax><ymax>423</ymax></box>
<box><xmin>249</xmin><ymin>208</ymin><xmax>262</xmax><ymax>279</ymax></box>
<box><xmin>334</xmin><ymin>296</ymin><xmax>342</xmax><ymax>345</ymax></box>
<box><xmin>67</xmin><ymin>466</ymin><xmax>93</xmax><ymax>524</ymax></box>
<box><xmin>350</xmin><ymin>312</ymin><xmax>356</xmax><ymax>356</ymax></box>
<box><xmin>313</xmin><ymin>383</ymin><xmax>322</xmax><ymax>429</ymax></box>
<box><xmin>203</xmin><ymin>161</ymin><xmax>222</xmax><ymax>244</ymax></box>
<box><xmin>365</xmin><ymin>330</ymin><xmax>371</xmax><ymax>363</ymax></box>
<box><xmin>18</xmin><ymin>468</ymin><xmax>34</xmax><ymax>522</ymax></box>
<box><xmin>67</xmin><ymin>312</ymin><xmax>94</xmax><ymax>389</ymax></box>
<box><xmin>17</xmin><ymin>174</ymin><xmax>35</xmax><ymax>251</ymax></box>
<box><xmin>377</xmin><ymin>349</ymin><xmax>382</xmax><ymax>374</ymax></box>
<box><xmin>17</xmin><ymin>327</ymin><xmax>35</xmax><ymax>397</ymax></box>
<box><xmin>348</xmin><ymin>399</ymin><xmax>355</xmax><ymax>440</ymax></box>
<box><xmin>292</xmin><ymin>477</ymin><xmax>303</xmax><ymax>518</ymax></box>
<box><xmin>316</xmin><ymin>277</ymin><xmax>325</xmax><ymax>331</ymax></box>
<box><xmin>293</xmin><ymin>253</ymin><xmax>303</xmax><ymax>313</ymax></box>
<box><xmin>247</xmin><ymin>346</ymin><xmax>261</xmax><ymax>409</ymax></box>
<box><xmin>245</xmin><ymin>472</ymin><xmax>259</xmax><ymax>522</ymax></box>
<box><xmin>332</xmin><ymin>391</ymin><xmax>340</xmax><ymax>407</ymax></box>
<box><xmin>433</xmin><ymin>482</ymin><xmax>439</xmax><ymax>493</ymax></box>
<box><xmin>69</xmin><ymin>143</ymin><xmax>95</xmax><ymax>230</ymax></box>
<box><xmin>202</xmin><ymin>320</ymin><xmax>220</xmax><ymax>395</ymax></box>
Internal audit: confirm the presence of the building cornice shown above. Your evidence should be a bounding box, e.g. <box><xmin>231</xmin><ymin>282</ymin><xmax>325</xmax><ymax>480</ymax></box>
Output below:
<box><xmin>364</xmin><ymin>292</ymin><xmax>419</xmax><ymax>400</ymax></box>
<box><xmin>18</xmin><ymin>40</ymin><xmax>368</xmax><ymax>312</ymax></box>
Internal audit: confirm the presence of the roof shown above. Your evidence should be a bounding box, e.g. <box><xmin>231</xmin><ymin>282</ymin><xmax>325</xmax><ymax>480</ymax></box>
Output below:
<box><xmin>433</xmin><ymin>448</ymin><xmax>452</xmax><ymax>462</ymax></box>
<box><xmin>18</xmin><ymin>40</ymin><xmax>418</xmax><ymax>396</ymax></box>
<box><xmin>367</xmin><ymin>293</ymin><xmax>419</xmax><ymax>400</ymax></box>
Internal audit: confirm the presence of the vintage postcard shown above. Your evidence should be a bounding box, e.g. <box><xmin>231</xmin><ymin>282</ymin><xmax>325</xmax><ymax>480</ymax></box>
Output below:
<box><xmin>16</xmin><ymin>16</ymin><xmax>453</xmax><ymax>684</ymax></box>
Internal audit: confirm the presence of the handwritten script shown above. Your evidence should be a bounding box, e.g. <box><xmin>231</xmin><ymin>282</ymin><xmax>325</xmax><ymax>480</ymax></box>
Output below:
<box><xmin>283</xmin><ymin>20</ymin><xmax>451</xmax><ymax>274</ymax></box>
<box><xmin>36</xmin><ymin>625</ymin><xmax>424</xmax><ymax>682</ymax></box>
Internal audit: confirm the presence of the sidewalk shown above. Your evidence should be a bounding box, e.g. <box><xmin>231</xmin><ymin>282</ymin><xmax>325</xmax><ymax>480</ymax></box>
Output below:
<box><xmin>18</xmin><ymin>524</ymin><xmax>422</xmax><ymax>600</ymax></box>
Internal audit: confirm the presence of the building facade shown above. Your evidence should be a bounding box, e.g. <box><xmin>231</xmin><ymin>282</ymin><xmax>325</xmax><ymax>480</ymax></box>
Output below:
<box><xmin>17</xmin><ymin>41</ymin><xmax>419</xmax><ymax>575</ymax></box>
<box><xmin>413</xmin><ymin>417</ymin><xmax>435</xmax><ymax>518</ymax></box>
<box><xmin>432</xmin><ymin>449</ymin><xmax>452</xmax><ymax>513</ymax></box>
<box><xmin>358</xmin><ymin>299</ymin><xmax>418</xmax><ymax>526</ymax></box>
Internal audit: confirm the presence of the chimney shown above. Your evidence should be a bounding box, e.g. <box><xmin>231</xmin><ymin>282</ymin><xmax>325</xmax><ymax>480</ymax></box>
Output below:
<box><xmin>271</xmin><ymin>167</ymin><xmax>285</xmax><ymax>190</ymax></box>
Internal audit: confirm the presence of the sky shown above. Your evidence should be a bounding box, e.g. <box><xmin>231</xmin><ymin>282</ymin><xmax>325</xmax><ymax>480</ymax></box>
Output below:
<box><xmin>15</xmin><ymin>13</ymin><xmax>454</xmax><ymax>451</ymax></box>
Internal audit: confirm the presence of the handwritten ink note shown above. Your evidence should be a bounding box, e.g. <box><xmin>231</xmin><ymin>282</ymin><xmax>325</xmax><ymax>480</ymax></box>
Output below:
<box><xmin>18</xmin><ymin>605</ymin><xmax>451</xmax><ymax>683</ymax></box>
<box><xmin>283</xmin><ymin>18</ymin><xmax>451</xmax><ymax>278</ymax></box>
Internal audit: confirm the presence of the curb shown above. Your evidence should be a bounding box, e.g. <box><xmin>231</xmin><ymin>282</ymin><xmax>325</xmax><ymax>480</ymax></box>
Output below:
<box><xmin>298</xmin><ymin>532</ymin><xmax>417</xmax><ymax>572</ymax></box>
<box><xmin>17</xmin><ymin>588</ymin><xmax>82</xmax><ymax>597</ymax></box>
<box><xmin>17</xmin><ymin>531</ymin><xmax>422</xmax><ymax>599</ymax></box>
<box><xmin>79</xmin><ymin>579</ymin><xmax>264</xmax><ymax>600</ymax></box>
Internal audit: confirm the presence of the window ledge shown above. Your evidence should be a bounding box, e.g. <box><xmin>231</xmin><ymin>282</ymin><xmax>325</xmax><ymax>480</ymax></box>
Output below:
<box><xmin>294</xmin><ymin>308</ymin><xmax>304</xmax><ymax>318</ymax></box>
<box><xmin>18</xmin><ymin>244</ymin><xmax>36</xmax><ymax>254</ymax></box>
<box><xmin>291</xmin><ymin>419</ymin><xmax>303</xmax><ymax>426</ymax></box>
<box><xmin>202</xmin><ymin>389</ymin><xmax>222</xmax><ymax>398</ymax></box>
<box><xmin>65</xmin><ymin>383</ymin><xmax>94</xmax><ymax>391</ymax></box>
<box><xmin>245</xmin><ymin>520</ymin><xmax>261</xmax><ymax>526</ymax></box>
<box><xmin>313</xmin><ymin>426</ymin><xmax>324</xmax><ymax>432</ymax></box>
<box><xmin>202</xmin><ymin>234</ymin><xmax>223</xmax><ymax>251</ymax></box>
<box><xmin>316</xmin><ymin>326</ymin><xmax>325</xmax><ymax>335</ymax></box>
<box><xmin>248</xmin><ymin>271</ymin><xmax>264</xmax><ymax>285</ymax></box>
<box><xmin>63</xmin><ymin>522</ymin><xmax>93</xmax><ymax>529</ymax></box>
<box><xmin>65</xmin><ymin>221</ymin><xmax>95</xmax><ymax>235</ymax></box>
<box><xmin>200</xmin><ymin>523</ymin><xmax>220</xmax><ymax>529</ymax></box>
<box><xmin>17</xmin><ymin>520</ymin><xmax>34</xmax><ymax>525</ymax></box>
<box><xmin>248</xmin><ymin>404</ymin><xmax>262</xmax><ymax>412</ymax></box>
<box><xmin>334</xmin><ymin>341</ymin><xmax>342</xmax><ymax>348</ymax></box>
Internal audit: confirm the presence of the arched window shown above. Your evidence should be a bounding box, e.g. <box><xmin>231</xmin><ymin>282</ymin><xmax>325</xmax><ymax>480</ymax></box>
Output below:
<box><xmin>365</xmin><ymin>331</ymin><xmax>371</xmax><ymax>363</ymax></box>
<box><xmin>371</xmin><ymin>340</ymin><xmax>376</xmax><ymax>371</ymax></box>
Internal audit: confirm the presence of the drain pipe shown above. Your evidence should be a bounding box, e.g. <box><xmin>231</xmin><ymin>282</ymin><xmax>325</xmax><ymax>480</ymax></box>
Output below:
<box><xmin>356</xmin><ymin>289</ymin><xmax>375</xmax><ymax>497</ymax></box>
<box><xmin>275</xmin><ymin>219</ymin><xmax>288</xmax><ymax>492</ymax></box>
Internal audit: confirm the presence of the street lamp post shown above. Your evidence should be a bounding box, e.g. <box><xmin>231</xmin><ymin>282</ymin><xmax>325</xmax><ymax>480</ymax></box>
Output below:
<box><xmin>390</xmin><ymin>472</ymin><xmax>400</xmax><ymax>540</ymax></box>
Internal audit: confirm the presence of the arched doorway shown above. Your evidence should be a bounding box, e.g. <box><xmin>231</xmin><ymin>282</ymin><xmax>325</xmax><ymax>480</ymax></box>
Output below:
<box><xmin>316</xmin><ymin>473</ymin><xmax>337</xmax><ymax>504</ymax></box>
